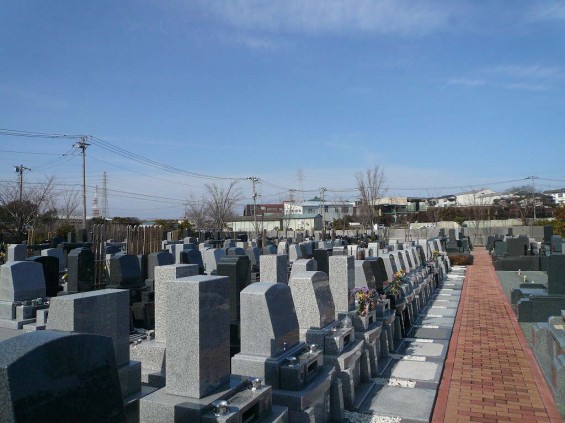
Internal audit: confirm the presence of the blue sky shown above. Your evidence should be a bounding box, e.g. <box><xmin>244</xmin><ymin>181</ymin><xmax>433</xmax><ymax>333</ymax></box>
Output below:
<box><xmin>1</xmin><ymin>0</ymin><xmax>564</xmax><ymax>218</ymax></box>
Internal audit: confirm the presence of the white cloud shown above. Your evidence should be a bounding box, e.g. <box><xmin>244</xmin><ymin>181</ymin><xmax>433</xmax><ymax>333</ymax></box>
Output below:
<box><xmin>233</xmin><ymin>34</ymin><xmax>278</xmax><ymax>50</ymax></box>
<box><xmin>503</xmin><ymin>83</ymin><xmax>549</xmax><ymax>92</ymax></box>
<box><xmin>197</xmin><ymin>0</ymin><xmax>456</xmax><ymax>37</ymax></box>
<box><xmin>487</xmin><ymin>65</ymin><xmax>562</xmax><ymax>79</ymax></box>
<box><xmin>528</xmin><ymin>1</ymin><xmax>565</xmax><ymax>21</ymax></box>
<box><xmin>447</xmin><ymin>78</ymin><xmax>485</xmax><ymax>87</ymax></box>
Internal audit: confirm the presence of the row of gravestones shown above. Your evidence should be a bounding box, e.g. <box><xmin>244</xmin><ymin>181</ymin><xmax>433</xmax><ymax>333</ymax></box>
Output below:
<box><xmin>133</xmin><ymin>240</ymin><xmax>446</xmax><ymax>421</ymax></box>
<box><xmin>133</xmin><ymin>240</ymin><xmax>446</xmax><ymax>416</ymax></box>
<box><xmin>490</xmin><ymin>226</ymin><xmax>564</xmax><ymax>272</ymax></box>
<box><xmin>0</xmin><ymin>237</ymin><xmax>449</xmax><ymax>422</ymax></box>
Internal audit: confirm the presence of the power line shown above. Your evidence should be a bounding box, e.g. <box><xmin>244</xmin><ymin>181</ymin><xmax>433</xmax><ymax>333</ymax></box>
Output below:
<box><xmin>0</xmin><ymin>149</ymin><xmax>68</xmax><ymax>156</ymax></box>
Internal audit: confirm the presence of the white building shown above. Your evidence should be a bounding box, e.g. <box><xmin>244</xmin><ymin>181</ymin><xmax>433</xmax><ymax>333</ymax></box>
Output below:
<box><xmin>544</xmin><ymin>188</ymin><xmax>565</xmax><ymax>205</ymax></box>
<box><xmin>287</xmin><ymin>197</ymin><xmax>356</xmax><ymax>227</ymax></box>
<box><xmin>433</xmin><ymin>189</ymin><xmax>500</xmax><ymax>207</ymax></box>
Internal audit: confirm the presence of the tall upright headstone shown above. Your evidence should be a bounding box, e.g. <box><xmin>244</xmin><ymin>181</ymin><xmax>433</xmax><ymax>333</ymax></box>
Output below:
<box><xmin>47</xmin><ymin>289</ymin><xmax>141</xmax><ymax>399</ymax></box>
<box><xmin>66</xmin><ymin>247</ymin><xmax>95</xmax><ymax>293</ymax></box>
<box><xmin>260</xmin><ymin>254</ymin><xmax>288</xmax><ymax>283</ymax></box>
<box><xmin>130</xmin><ymin>264</ymin><xmax>199</xmax><ymax>388</ymax></box>
<box><xmin>328</xmin><ymin>256</ymin><xmax>355</xmax><ymax>318</ymax></box>
<box><xmin>41</xmin><ymin>247</ymin><xmax>65</xmax><ymax>272</ymax></box>
<box><xmin>140</xmin><ymin>275</ymin><xmax>288</xmax><ymax>422</ymax></box>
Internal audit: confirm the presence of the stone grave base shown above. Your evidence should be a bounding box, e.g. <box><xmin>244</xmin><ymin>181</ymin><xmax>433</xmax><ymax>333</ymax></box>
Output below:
<box><xmin>118</xmin><ymin>360</ymin><xmax>142</xmax><ymax>399</ymax></box>
<box><xmin>140</xmin><ymin>381</ymin><xmax>288</xmax><ymax>423</ymax></box>
<box><xmin>272</xmin><ymin>365</ymin><xmax>334</xmax><ymax>421</ymax></box>
<box><xmin>130</xmin><ymin>339</ymin><xmax>166</xmax><ymax>388</ymax></box>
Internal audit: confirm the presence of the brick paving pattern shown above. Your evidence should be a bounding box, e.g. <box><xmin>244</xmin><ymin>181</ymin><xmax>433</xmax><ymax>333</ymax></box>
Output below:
<box><xmin>432</xmin><ymin>250</ymin><xmax>562</xmax><ymax>423</ymax></box>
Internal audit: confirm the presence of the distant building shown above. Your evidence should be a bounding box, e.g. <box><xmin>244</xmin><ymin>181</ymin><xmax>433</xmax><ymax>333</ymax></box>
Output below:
<box><xmin>544</xmin><ymin>188</ymin><xmax>565</xmax><ymax>206</ymax></box>
<box><xmin>243</xmin><ymin>203</ymin><xmax>284</xmax><ymax>216</ymax></box>
<box><xmin>295</xmin><ymin>197</ymin><xmax>355</xmax><ymax>227</ymax></box>
<box><xmin>430</xmin><ymin>189</ymin><xmax>500</xmax><ymax>207</ymax></box>
<box><xmin>228</xmin><ymin>213</ymin><xmax>323</xmax><ymax>232</ymax></box>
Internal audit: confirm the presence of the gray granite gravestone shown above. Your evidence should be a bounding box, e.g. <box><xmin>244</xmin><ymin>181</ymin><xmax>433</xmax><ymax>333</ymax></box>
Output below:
<box><xmin>328</xmin><ymin>255</ymin><xmax>355</xmax><ymax>318</ymax></box>
<box><xmin>354</xmin><ymin>260</ymin><xmax>377</xmax><ymax>290</ymax></box>
<box><xmin>0</xmin><ymin>261</ymin><xmax>47</xmax><ymax>329</ymax></box>
<box><xmin>144</xmin><ymin>251</ymin><xmax>174</xmax><ymax>290</ymax></box>
<box><xmin>231</xmin><ymin>282</ymin><xmax>333</xmax><ymax>421</ymax></box>
<box><xmin>140</xmin><ymin>275</ymin><xmax>287</xmax><ymax>422</ymax></box>
<box><xmin>130</xmin><ymin>264</ymin><xmax>199</xmax><ymax>388</ymax></box>
<box><xmin>0</xmin><ymin>331</ymin><xmax>126</xmax><ymax>423</ymax></box>
<box><xmin>289</xmin><ymin>270</ymin><xmax>364</xmax><ymax>411</ymax></box>
<box><xmin>288</xmin><ymin>243</ymin><xmax>303</xmax><ymax>262</ymax></box>
<box><xmin>203</xmin><ymin>248</ymin><xmax>225</xmax><ymax>274</ymax></box>
<box><xmin>290</xmin><ymin>258</ymin><xmax>317</xmax><ymax>280</ymax></box>
<box><xmin>46</xmin><ymin>289</ymin><xmax>141</xmax><ymax>399</ymax></box>
<box><xmin>7</xmin><ymin>244</ymin><xmax>27</xmax><ymax>262</ymax></box>
<box><xmin>246</xmin><ymin>246</ymin><xmax>261</xmax><ymax>269</ymax></box>
<box><xmin>260</xmin><ymin>254</ymin><xmax>288</xmax><ymax>283</ymax></box>
<box><xmin>153</xmin><ymin>264</ymin><xmax>199</xmax><ymax>344</ymax></box>
<box><xmin>165</xmin><ymin>275</ymin><xmax>230</xmax><ymax>398</ymax></box>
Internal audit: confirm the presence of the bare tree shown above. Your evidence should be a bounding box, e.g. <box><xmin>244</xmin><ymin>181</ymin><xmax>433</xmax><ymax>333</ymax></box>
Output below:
<box><xmin>58</xmin><ymin>189</ymin><xmax>81</xmax><ymax>221</ymax></box>
<box><xmin>185</xmin><ymin>195</ymin><xmax>210</xmax><ymax>231</ymax></box>
<box><xmin>204</xmin><ymin>181</ymin><xmax>242</xmax><ymax>233</ymax></box>
<box><xmin>355</xmin><ymin>165</ymin><xmax>387</xmax><ymax>233</ymax></box>
<box><xmin>0</xmin><ymin>176</ymin><xmax>57</xmax><ymax>242</ymax></box>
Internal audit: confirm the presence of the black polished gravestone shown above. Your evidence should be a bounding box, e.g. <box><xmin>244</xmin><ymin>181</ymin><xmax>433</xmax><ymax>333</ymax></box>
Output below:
<box><xmin>544</xmin><ymin>225</ymin><xmax>553</xmax><ymax>245</ymax></box>
<box><xmin>27</xmin><ymin>255</ymin><xmax>62</xmax><ymax>297</ymax></box>
<box><xmin>0</xmin><ymin>331</ymin><xmax>126</xmax><ymax>423</ymax></box>
<box><xmin>50</xmin><ymin>236</ymin><xmax>65</xmax><ymax>248</ymax></box>
<box><xmin>217</xmin><ymin>255</ymin><xmax>252</xmax><ymax>357</ymax></box>
<box><xmin>66</xmin><ymin>247</ymin><xmax>95</xmax><ymax>293</ymax></box>
<box><xmin>107</xmin><ymin>254</ymin><xmax>143</xmax><ymax>290</ymax></box>
<box><xmin>313</xmin><ymin>248</ymin><xmax>331</xmax><ymax>276</ymax></box>
<box><xmin>506</xmin><ymin>237</ymin><xmax>528</xmax><ymax>257</ymax></box>
<box><xmin>547</xmin><ymin>254</ymin><xmax>565</xmax><ymax>295</ymax></box>
<box><xmin>217</xmin><ymin>255</ymin><xmax>252</xmax><ymax>321</ymax></box>
<box><xmin>367</xmin><ymin>257</ymin><xmax>389</xmax><ymax>291</ymax></box>
<box><xmin>179</xmin><ymin>249</ymin><xmax>205</xmax><ymax>274</ymax></box>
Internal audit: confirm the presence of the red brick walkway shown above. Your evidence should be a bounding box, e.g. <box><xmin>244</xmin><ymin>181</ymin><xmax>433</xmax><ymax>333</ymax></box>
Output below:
<box><xmin>432</xmin><ymin>250</ymin><xmax>562</xmax><ymax>423</ymax></box>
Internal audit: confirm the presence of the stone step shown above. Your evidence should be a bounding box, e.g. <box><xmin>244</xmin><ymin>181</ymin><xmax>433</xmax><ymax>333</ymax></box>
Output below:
<box><xmin>416</xmin><ymin>315</ymin><xmax>456</xmax><ymax>327</ymax></box>
<box><xmin>356</xmin><ymin>383</ymin><xmax>437</xmax><ymax>422</ymax></box>
<box><xmin>408</xmin><ymin>325</ymin><xmax>452</xmax><ymax>340</ymax></box>
<box><xmin>423</xmin><ymin>306</ymin><xmax>458</xmax><ymax>318</ymax></box>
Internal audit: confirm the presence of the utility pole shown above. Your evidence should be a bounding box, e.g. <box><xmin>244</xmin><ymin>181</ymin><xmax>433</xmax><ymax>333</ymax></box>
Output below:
<box><xmin>320</xmin><ymin>187</ymin><xmax>327</xmax><ymax>239</ymax></box>
<box><xmin>13</xmin><ymin>164</ymin><xmax>31</xmax><ymax>202</ymax></box>
<box><xmin>526</xmin><ymin>175</ymin><xmax>539</xmax><ymax>221</ymax></box>
<box><xmin>102</xmin><ymin>171</ymin><xmax>109</xmax><ymax>218</ymax></box>
<box><xmin>74</xmin><ymin>138</ymin><xmax>90</xmax><ymax>230</ymax></box>
<box><xmin>248</xmin><ymin>177</ymin><xmax>260</xmax><ymax>237</ymax></box>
